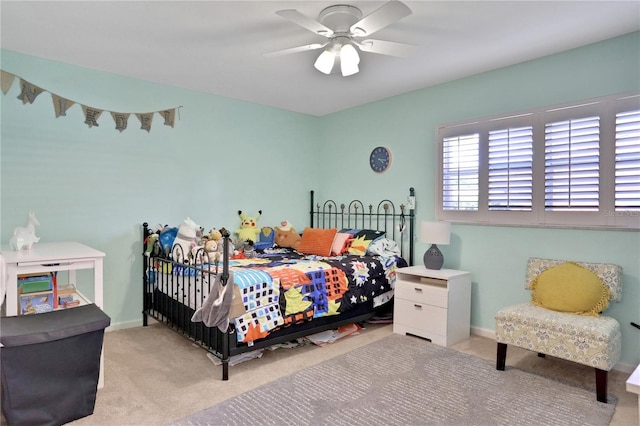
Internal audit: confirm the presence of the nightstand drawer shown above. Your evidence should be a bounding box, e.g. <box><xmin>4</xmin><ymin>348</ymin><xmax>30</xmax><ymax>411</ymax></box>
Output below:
<box><xmin>394</xmin><ymin>298</ymin><xmax>447</xmax><ymax>334</ymax></box>
<box><xmin>395</xmin><ymin>281</ymin><xmax>448</xmax><ymax>308</ymax></box>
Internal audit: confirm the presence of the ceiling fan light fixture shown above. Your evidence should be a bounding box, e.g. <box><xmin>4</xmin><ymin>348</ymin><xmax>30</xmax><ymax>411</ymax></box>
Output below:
<box><xmin>340</xmin><ymin>43</ymin><xmax>360</xmax><ymax>76</ymax></box>
<box><xmin>314</xmin><ymin>49</ymin><xmax>336</xmax><ymax>74</ymax></box>
<box><xmin>271</xmin><ymin>1</ymin><xmax>414</xmax><ymax>76</ymax></box>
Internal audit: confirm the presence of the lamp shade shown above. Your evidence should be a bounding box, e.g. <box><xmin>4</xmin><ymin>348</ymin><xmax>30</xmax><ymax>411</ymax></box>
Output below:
<box><xmin>340</xmin><ymin>43</ymin><xmax>360</xmax><ymax>76</ymax></box>
<box><xmin>314</xmin><ymin>49</ymin><xmax>336</xmax><ymax>74</ymax></box>
<box><xmin>421</xmin><ymin>221</ymin><xmax>451</xmax><ymax>245</ymax></box>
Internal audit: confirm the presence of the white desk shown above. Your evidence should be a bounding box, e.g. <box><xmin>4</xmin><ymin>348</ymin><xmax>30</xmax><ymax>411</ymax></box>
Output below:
<box><xmin>1</xmin><ymin>242</ymin><xmax>104</xmax><ymax>316</ymax></box>
<box><xmin>627</xmin><ymin>364</ymin><xmax>640</xmax><ymax>420</ymax></box>
<box><xmin>0</xmin><ymin>242</ymin><xmax>106</xmax><ymax>388</ymax></box>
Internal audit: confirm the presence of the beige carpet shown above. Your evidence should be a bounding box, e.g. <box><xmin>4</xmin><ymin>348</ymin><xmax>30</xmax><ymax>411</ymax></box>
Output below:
<box><xmin>4</xmin><ymin>322</ymin><xmax>636</xmax><ymax>425</ymax></box>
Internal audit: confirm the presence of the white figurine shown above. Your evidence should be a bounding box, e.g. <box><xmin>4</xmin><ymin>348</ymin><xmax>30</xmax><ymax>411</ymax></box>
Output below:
<box><xmin>10</xmin><ymin>211</ymin><xmax>40</xmax><ymax>250</ymax></box>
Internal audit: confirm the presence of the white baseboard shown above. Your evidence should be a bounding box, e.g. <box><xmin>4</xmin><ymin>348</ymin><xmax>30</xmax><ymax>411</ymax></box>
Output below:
<box><xmin>105</xmin><ymin>319</ymin><xmax>144</xmax><ymax>332</ymax></box>
<box><xmin>470</xmin><ymin>326</ymin><xmax>636</xmax><ymax>374</ymax></box>
<box><xmin>471</xmin><ymin>326</ymin><xmax>495</xmax><ymax>339</ymax></box>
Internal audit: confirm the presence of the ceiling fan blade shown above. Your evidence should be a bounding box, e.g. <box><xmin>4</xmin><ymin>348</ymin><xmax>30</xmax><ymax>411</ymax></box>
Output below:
<box><xmin>264</xmin><ymin>43</ymin><xmax>327</xmax><ymax>58</ymax></box>
<box><xmin>355</xmin><ymin>39</ymin><xmax>418</xmax><ymax>57</ymax></box>
<box><xmin>350</xmin><ymin>0</ymin><xmax>411</xmax><ymax>37</ymax></box>
<box><xmin>275</xmin><ymin>9</ymin><xmax>334</xmax><ymax>37</ymax></box>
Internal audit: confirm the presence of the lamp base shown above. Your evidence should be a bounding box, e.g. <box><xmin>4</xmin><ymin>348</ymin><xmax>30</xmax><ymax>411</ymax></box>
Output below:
<box><xmin>423</xmin><ymin>244</ymin><xmax>444</xmax><ymax>270</ymax></box>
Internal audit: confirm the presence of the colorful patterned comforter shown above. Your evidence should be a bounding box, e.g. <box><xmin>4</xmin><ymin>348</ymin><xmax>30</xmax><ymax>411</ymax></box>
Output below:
<box><xmin>153</xmin><ymin>249</ymin><xmax>405</xmax><ymax>344</ymax></box>
<box><xmin>227</xmin><ymin>249</ymin><xmax>404</xmax><ymax>343</ymax></box>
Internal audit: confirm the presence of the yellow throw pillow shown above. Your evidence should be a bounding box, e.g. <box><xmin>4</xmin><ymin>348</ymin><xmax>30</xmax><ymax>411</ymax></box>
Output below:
<box><xmin>531</xmin><ymin>262</ymin><xmax>610</xmax><ymax>316</ymax></box>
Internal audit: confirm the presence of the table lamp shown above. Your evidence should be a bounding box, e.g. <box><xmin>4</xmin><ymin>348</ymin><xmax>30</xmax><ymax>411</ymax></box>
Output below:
<box><xmin>421</xmin><ymin>221</ymin><xmax>451</xmax><ymax>270</ymax></box>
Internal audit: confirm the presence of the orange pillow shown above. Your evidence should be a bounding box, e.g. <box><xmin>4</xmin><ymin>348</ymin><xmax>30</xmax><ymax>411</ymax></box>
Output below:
<box><xmin>297</xmin><ymin>228</ymin><xmax>338</xmax><ymax>256</ymax></box>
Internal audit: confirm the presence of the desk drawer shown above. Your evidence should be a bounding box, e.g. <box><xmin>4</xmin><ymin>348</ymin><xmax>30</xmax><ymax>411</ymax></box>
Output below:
<box><xmin>393</xmin><ymin>298</ymin><xmax>447</xmax><ymax>335</ymax></box>
<box><xmin>395</xmin><ymin>280</ymin><xmax>448</xmax><ymax>308</ymax></box>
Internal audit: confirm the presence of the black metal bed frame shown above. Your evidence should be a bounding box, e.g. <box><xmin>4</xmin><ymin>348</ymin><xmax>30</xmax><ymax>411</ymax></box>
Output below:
<box><xmin>142</xmin><ymin>188</ymin><xmax>415</xmax><ymax>380</ymax></box>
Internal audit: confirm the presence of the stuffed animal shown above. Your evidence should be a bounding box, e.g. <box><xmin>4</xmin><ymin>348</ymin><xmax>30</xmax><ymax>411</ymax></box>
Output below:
<box><xmin>207</xmin><ymin>228</ymin><xmax>222</xmax><ymax>243</ymax></box>
<box><xmin>172</xmin><ymin>217</ymin><xmax>201</xmax><ymax>262</ymax></box>
<box><xmin>204</xmin><ymin>239</ymin><xmax>220</xmax><ymax>263</ymax></box>
<box><xmin>254</xmin><ymin>227</ymin><xmax>275</xmax><ymax>251</ymax></box>
<box><xmin>243</xmin><ymin>240</ymin><xmax>256</xmax><ymax>259</ymax></box>
<box><xmin>211</xmin><ymin>227</ymin><xmax>234</xmax><ymax>260</ymax></box>
<box><xmin>274</xmin><ymin>221</ymin><xmax>301</xmax><ymax>250</ymax></box>
<box><xmin>144</xmin><ymin>232</ymin><xmax>160</xmax><ymax>257</ymax></box>
<box><xmin>236</xmin><ymin>210</ymin><xmax>262</xmax><ymax>243</ymax></box>
<box><xmin>201</xmin><ymin>228</ymin><xmax>221</xmax><ymax>261</ymax></box>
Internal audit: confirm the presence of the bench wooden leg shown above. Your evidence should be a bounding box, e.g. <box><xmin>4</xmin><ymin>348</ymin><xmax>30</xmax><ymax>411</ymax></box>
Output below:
<box><xmin>496</xmin><ymin>342</ymin><xmax>507</xmax><ymax>371</ymax></box>
<box><xmin>595</xmin><ymin>368</ymin><xmax>608</xmax><ymax>403</ymax></box>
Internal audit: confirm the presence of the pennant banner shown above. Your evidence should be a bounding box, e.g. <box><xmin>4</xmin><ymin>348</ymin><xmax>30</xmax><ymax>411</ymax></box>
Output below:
<box><xmin>136</xmin><ymin>112</ymin><xmax>154</xmax><ymax>133</ymax></box>
<box><xmin>82</xmin><ymin>105</ymin><xmax>103</xmax><ymax>128</ymax></box>
<box><xmin>159</xmin><ymin>108</ymin><xmax>175</xmax><ymax>128</ymax></box>
<box><xmin>52</xmin><ymin>94</ymin><xmax>75</xmax><ymax>117</ymax></box>
<box><xmin>1</xmin><ymin>70</ymin><xmax>15</xmax><ymax>95</ymax></box>
<box><xmin>111</xmin><ymin>112</ymin><xmax>130</xmax><ymax>132</ymax></box>
<box><xmin>17</xmin><ymin>79</ymin><xmax>44</xmax><ymax>105</ymax></box>
<box><xmin>0</xmin><ymin>69</ymin><xmax>181</xmax><ymax>133</ymax></box>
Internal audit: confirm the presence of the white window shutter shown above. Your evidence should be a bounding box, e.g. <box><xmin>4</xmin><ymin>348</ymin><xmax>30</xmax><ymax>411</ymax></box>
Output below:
<box><xmin>488</xmin><ymin>126</ymin><xmax>533</xmax><ymax>211</ymax></box>
<box><xmin>544</xmin><ymin>116</ymin><xmax>600</xmax><ymax>211</ymax></box>
<box><xmin>442</xmin><ymin>134</ymin><xmax>479</xmax><ymax>211</ymax></box>
<box><xmin>615</xmin><ymin>109</ymin><xmax>640</xmax><ymax>211</ymax></box>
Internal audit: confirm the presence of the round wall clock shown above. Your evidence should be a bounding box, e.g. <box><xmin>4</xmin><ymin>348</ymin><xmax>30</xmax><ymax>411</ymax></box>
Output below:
<box><xmin>369</xmin><ymin>146</ymin><xmax>392</xmax><ymax>173</ymax></box>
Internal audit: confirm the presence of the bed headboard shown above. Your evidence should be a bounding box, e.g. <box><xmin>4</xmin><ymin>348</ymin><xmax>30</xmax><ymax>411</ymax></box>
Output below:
<box><xmin>309</xmin><ymin>188</ymin><xmax>416</xmax><ymax>265</ymax></box>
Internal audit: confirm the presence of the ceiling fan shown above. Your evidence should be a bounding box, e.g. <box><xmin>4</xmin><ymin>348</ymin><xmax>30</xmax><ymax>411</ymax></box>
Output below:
<box><xmin>265</xmin><ymin>0</ymin><xmax>417</xmax><ymax>77</ymax></box>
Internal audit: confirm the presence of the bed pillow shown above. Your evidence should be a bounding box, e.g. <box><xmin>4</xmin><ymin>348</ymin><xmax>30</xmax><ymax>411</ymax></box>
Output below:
<box><xmin>297</xmin><ymin>228</ymin><xmax>338</xmax><ymax>256</ymax></box>
<box><xmin>331</xmin><ymin>232</ymin><xmax>354</xmax><ymax>256</ymax></box>
<box><xmin>347</xmin><ymin>229</ymin><xmax>386</xmax><ymax>256</ymax></box>
<box><xmin>531</xmin><ymin>261</ymin><xmax>610</xmax><ymax>316</ymax></box>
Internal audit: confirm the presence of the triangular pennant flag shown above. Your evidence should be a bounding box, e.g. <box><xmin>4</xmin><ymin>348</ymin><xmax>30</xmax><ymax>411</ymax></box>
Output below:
<box><xmin>111</xmin><ymin>112</ymin><xmax>130</xmax><ymax>132</ymax></box>
<box><xmin>159</xmin><ymin>108</ymin><xmax>175</xmax><ymax>128</ymax></box>
<box><xmin>136</xmin><ymin>112</ymin><xmax>153</xmax><ymax>132</ymax></box>
<box><xmin>16</xmin><ymin>79</ymin><xmax>44</xmax><ymax>104</ymax></box>
<box><xmin>52</xmin><ymin>94</ymin><xmax>75</xmax><ymax>118</ymax></box>
<box><xmin>82</xmin><ymin>105</ymin><xmax>103</xmax><ymax>128</ymax></box>
<box><xmin>1</xmin><ymin>71</ymin><xmax>15</xmax><ymax>95</ymax></box>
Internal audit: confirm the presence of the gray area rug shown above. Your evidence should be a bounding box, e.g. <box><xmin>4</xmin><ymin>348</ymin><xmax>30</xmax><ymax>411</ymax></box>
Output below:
<box><xmin>172</xmin><ymin>334</ymin><xmax>616</xmax><ymax>426</ymax></box>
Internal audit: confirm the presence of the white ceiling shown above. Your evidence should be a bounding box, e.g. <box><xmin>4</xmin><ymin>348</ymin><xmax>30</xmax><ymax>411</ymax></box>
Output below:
<box><xmin>1</xmin><ymin>1</ymin><xmax>639</xmax><ymax>116</ymax></box>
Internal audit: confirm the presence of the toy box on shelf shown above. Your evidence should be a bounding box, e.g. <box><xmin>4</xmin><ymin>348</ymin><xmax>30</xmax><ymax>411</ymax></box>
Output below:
<box><xmin>56</xmin><ymin>283</ymin><xmax>85</xmax><ymax>308</ymax></box>
<box><xmin>17</xmin><ymin>274</ymin><xmax>88</xmax><ymax>314</ymax></box>
<box><xmin>18</xmin><ymin>274</ymin><xmax>54</xmax><ymax>315</ymax></box>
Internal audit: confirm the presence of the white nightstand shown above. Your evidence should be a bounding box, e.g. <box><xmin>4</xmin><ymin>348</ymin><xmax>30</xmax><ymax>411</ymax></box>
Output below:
<box><xmin>393</xmin><ymin>265</ymin><xmax>471</xmax><ymax>347</ymax></box>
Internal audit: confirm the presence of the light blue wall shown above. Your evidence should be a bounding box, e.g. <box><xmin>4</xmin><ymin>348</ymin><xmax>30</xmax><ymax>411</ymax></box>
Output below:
<box><xmin>2</xmin><ymin>32</ymin><xmax>639</xmax><ymax>366</ymax></box>
<box><xmin>320</xmin><ymin>32</ymin><xmax>640</xmax><ymax>367</ymax></box>
<box><xmin>1</xmin><ymin>50</ymin><xmax>321</xmax><ymax>327</ymax></box>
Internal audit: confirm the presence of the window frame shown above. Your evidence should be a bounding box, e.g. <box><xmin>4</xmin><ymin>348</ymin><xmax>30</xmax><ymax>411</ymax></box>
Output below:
<box><xmin>436</xmin><ymin>92</ymin><xmax>640</xmax><ymax>230</ymax></box>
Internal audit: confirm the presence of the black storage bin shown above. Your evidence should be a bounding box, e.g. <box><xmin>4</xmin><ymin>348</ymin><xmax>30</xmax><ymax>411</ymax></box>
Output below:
<box><xmin>1</xmin><ymin>304</ymin><xmax>110</xmax><ymax>426</ymax></box>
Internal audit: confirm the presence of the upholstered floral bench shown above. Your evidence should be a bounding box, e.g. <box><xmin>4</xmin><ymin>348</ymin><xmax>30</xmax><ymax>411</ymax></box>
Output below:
<box><xmin>494</xmin><ymin>257</ymin><xmax>623</xmax><ymax>403</ymax></box>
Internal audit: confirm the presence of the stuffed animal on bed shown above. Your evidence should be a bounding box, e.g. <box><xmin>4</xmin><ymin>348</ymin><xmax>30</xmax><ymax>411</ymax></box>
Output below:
<box><xmin>274</xmin><ymin>221</ymin><xmax>301</xmax><ymax>250</ymax></box>
<box><xmin>236</xmin><ymin>210</ymin><xmax>262</xmax><ymax>243</ymax></box>
<box><xmin>172</xmin><ymin>217</ymin><xmax>201</xmax><ymax>262</ymax></box>
<box><xmin>202</xmin><ymin>228</ymin><xmax>222</xmax><ymax>263</ymax></box>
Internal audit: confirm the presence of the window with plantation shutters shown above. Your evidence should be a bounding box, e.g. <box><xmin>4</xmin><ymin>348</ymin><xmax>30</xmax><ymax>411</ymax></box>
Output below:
<box><xmin>544</xmin><ymin>116</ymin><xmax>600</xmax><ymax>211</ymax></box>
<box><xmin>488</xmin><ymin>126</ymin><xmax>533</xmax><ymax>211</ymax></box>
<box><xmin>442</xmin><ymin>134</ymin><xmax>479</xmax><ymax>211</ymax></box>
<box><xmin>615</xmin><ymin>109</ymin><xmax>640</xmax><ymax>211</ymax></box>
<box><xmin>436</xmin><ymin>91</ymin><xmax>640</xmax><ymax>230</ymax></box>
